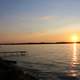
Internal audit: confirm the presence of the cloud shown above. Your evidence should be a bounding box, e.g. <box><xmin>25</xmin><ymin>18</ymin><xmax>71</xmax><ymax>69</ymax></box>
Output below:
<box><xmin>40</xmin><ymin>16</ymin><xmax>57</xmax><ymax>20</ymax></box>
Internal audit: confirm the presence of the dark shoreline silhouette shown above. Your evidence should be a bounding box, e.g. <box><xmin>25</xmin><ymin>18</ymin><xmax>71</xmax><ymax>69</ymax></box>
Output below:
<box><xmin>0</xmin><ymin>42</ymin><xmax>80</xmax><ymax>45</ymax></box>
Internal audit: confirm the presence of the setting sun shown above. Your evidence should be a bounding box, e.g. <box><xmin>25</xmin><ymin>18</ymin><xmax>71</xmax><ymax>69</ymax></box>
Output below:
<box><xmin>72</xmin><ymin>34</ymin><xmax>78</xmax><ymax>42</ymax></box>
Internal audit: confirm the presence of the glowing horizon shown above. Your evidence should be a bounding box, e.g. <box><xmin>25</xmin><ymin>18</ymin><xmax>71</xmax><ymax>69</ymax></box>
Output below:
<box><xmin>71</xmin><ymin>34</ymin><xmax>78</xmax><ymax>42</ymax></box>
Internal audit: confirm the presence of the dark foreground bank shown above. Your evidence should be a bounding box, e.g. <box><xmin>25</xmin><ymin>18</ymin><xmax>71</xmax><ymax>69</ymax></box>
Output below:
<box><xmin>0</xmin><ymin>58</ymin><xmax>80</xmax><ymax>80</ymax></box>
<box><xmin>0</xmin><ymin>58</ymin><xmax>37</xmax><ymax>80</ymax></box>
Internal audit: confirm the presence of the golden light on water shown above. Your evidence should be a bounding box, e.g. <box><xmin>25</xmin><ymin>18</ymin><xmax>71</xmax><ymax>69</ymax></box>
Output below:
<box><xmin>66</xmin><ymin>43</ymin><xmax>79</xmax><ymax>77</ymax></box>
<box><xmin>72</xmin><ymin>43</ymin><xmax>78</xmax><ymax>65</ymax></box>
<box><xmin>69</xmin><ymin>42</ymin><xmax>79</xmax><ymax>77</ymax></box>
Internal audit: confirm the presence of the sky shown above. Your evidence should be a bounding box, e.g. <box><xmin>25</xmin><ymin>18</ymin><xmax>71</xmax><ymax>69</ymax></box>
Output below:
<box><xmin>1</xmin><ymin>0</ymin><xmax>80</xmax><ymax>42</ymax></box>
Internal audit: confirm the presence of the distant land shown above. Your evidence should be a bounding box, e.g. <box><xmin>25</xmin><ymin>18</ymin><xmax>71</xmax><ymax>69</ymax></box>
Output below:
<box><xmin>0</xmin><ymin>42</ymin><xmax>80</xmax><ymax>45</ymax></box>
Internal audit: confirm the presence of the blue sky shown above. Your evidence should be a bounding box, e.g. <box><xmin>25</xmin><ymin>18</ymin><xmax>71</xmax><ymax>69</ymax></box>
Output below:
<box><xmin>0</xmin><ymin>0</ymin><xmax>80</xmax><ymax>42</ymax></box>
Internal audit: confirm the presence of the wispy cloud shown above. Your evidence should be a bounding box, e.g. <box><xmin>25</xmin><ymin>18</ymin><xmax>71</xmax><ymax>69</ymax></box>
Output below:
<box><xmin>40</xmin><ymin>16</ymin><xmax>58</xmax><ymax>20</ymax></box>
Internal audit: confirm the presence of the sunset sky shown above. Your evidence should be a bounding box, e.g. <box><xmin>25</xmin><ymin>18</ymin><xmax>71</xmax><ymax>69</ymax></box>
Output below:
<box><xmin>1</xmin><ymin>0</ymin><xmax>80</xmax><ymax>43</ymax></box>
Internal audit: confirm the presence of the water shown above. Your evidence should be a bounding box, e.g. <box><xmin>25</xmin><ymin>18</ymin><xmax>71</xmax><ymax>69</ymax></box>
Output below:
<box><xmin>0</xmin><ymin>44</ymin><xmax>80</xmax><ymax>80</ymax></box>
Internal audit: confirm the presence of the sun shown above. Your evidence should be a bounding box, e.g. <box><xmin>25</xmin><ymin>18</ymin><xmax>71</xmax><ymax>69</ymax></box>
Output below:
<box><xmin>71</xmin><ymin>34</ymin><xmax>78</xmax><ymax>42</ymax></box>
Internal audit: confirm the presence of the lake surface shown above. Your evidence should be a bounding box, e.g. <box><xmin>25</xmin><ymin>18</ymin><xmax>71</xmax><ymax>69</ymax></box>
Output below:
<box><xmin>0</xmin><ymin>44</ymin><xmax>80</xmax><ymax>80</ymax></box>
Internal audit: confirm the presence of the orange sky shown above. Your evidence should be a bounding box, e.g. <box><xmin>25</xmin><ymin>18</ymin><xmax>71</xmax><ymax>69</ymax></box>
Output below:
<box><xmin>0</xmin><ymin>32</ymin><xmax>80</xmax><ymax>43</ymax></box>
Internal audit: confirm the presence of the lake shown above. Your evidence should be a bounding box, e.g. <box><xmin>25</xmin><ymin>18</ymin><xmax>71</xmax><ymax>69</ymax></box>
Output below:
<box><xmin>0</xmin><ymin>44</ymin><xmax>80</xmax><ymax>80</ymax></box>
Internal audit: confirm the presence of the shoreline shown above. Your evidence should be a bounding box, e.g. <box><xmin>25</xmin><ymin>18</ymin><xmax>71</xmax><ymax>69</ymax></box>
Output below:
<box><xmin>0</xmin><ymin>42</ymin><xmax>79</xmax><ymax>45</ymax></box>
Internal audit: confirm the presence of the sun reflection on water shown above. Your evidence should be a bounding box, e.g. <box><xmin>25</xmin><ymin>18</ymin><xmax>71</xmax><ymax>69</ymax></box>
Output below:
<box><xmin>72</xmin><ymin>43</ymin><xmax>78</xmax><ymax>65</ymax></box>
<box><xmin>66</xmin><ymin>43</ymin><xmax>79</xmax><ymax>77</ymax></box>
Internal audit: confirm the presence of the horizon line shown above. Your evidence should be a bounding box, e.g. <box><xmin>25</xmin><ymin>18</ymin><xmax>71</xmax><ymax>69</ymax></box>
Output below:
<box><xmin>0</xmin><ymin>41</ymin><xmax>80</xmax><ymax>45</ymax></box>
